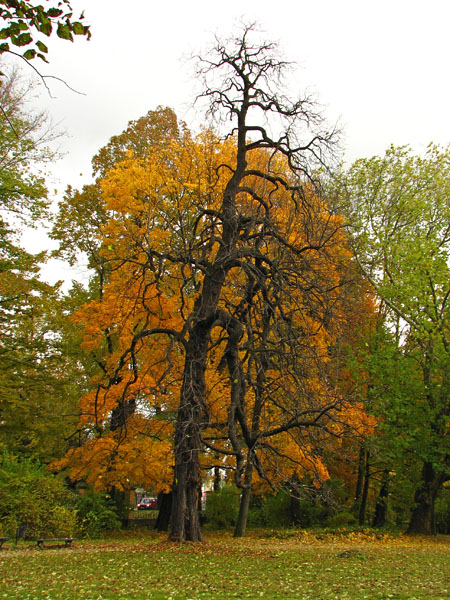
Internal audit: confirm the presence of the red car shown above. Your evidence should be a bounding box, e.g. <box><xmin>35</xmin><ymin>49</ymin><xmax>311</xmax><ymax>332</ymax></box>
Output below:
<box><xmin>137</xmin><ymin>497</ymin><xmax>158</xmax><ymax>510</ymax></box>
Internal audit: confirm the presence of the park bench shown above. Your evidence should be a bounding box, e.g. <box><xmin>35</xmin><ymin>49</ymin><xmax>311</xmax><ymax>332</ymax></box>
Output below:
<box><xmin>35</xmin><ymin>538</ymin><xmax>75</xmax><ymax>549</ymax></box>
<box><xmin>0</xmin><ymin>537</ymin><xmax>10</xmax><ymax>549</ymax></box>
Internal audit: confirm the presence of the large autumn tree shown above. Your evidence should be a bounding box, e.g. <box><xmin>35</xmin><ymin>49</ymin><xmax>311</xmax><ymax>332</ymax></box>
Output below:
<box><xmin>60</xmin><ymin>27</ymin><xmax>364</xmax><ymax>543</ymax></box>
<box><xmin>166</xmin><ymin>27</ymin><xmax>342</xmax><ymax>542</ymax></box>
<box><xmin>336</xmin><ymin>144</ymin><xmax>450</xmax><ymax>534</ymax></box>
<box><xmin>59</xmin><ymin>134</ymin><xmax>372</xmax><ymax>537</ymax></box>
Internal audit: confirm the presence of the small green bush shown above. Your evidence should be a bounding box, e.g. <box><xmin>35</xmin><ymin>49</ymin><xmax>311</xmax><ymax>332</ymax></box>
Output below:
<box><xmin>205</xmin><ymin>486</ymin><xmax>239</xmax><ymax>528</ymax></box>
<box><xmin>0</xmin><ymin>452</ymin><xmax>76</xmax><ymax>538</ymax></box>
<box><xmin>48</xmin><ymin>506</ymin><xmax>78</xmax><ymax>537</ymax></box>
<box><xmin>76</xmin><ymin>490</ymin><xmax>122</xmax><ymax>538</ymax></box>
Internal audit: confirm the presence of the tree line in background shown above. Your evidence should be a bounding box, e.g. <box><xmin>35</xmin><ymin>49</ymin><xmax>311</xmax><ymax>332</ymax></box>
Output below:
<box><xmin>0</xmin><ymin>18</ymin><xmax>449</xmax><ymax>541</ymax></box>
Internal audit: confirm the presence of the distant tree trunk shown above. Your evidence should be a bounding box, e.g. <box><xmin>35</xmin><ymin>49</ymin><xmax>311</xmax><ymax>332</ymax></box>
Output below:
<box><xmin>353</xmin><ymin>446</ymin><xmax>365</xmax><ymax>518</ymax></box>
<box><xmin>214</xmin><ymin>465</ymin><xmax>221</xmax><ymax>492</ymax></box>
<box><xmin>358</xmin><ymin>449</ymin><xmax>370</xmax><ymax>526</ymax></box>
<box><xmin>155</xmin><ymin>492</ymin><xmax>172</xmax><ymax>531</ymax></box>
<box><xmin>372</xmin><ymin>469</ymin><xmax>390</xmax><ymax>527</ymax></box>
<box><xmin>289</xmin><ymin>494</ymin><xmax>301</xmax><ymax>526</ymax></box>
<box><xmin>109</xmin><ymin>486</ymin><xmax>129</xmax><ymax>527</ymax></box>
<box><xmin>288</xmin><ymin>477</ymin><xmax>301</xmax><ymax>526</ymax></box>
<box><xmin>407</xmin><ymin>462</ymin><xmax>447</xmax><ymax>535</ymax></box>
<box><xmin>108</xmin><ymin>398</ymin><xmax>137</xmax><ymax>527</ymax></box>
<box><xmin>234</xmin><ymin>460</ymin><xmax>254</xmax><ymax>538</ymax></box>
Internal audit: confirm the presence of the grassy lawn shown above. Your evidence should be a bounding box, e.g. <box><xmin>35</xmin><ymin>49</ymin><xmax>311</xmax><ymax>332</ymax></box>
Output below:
<box><xmin>1</xmin><ymin>529</ymin><xmax>449</xmax><ymax>599</ymax></box>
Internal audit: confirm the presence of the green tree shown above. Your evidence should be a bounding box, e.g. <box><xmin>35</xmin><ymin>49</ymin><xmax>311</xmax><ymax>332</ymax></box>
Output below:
<box><xmin>337</xmin><ymin>144</ymin><xmax>450</xmax><ymax>534</ymax></box>
<box><xmin>0</xmin><ymin>67</ymin><xmax>83</xmax><ymax>461</ymax></box>
<box><xmin>350</xmin><ymin>318</ymin><xmax>424</xmax><ymax>528</ymax></box>
<box><xmin>0</xmin><ymin>275</ymin><xmax>84</xmax><ymax>460</ymax></box>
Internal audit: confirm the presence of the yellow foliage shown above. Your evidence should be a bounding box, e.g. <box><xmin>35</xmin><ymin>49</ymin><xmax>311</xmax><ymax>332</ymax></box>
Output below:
<box><xmin>58</xmin><ymin>124</ymin><xmax>375</xmax><ymax>499</ymax></box>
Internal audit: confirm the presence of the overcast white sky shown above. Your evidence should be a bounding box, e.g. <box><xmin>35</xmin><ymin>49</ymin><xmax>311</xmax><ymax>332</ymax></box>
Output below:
<box><xmin>13</xmin><ymin>0</ymin><xmax>450</xmax><ymax>283</ymax></box>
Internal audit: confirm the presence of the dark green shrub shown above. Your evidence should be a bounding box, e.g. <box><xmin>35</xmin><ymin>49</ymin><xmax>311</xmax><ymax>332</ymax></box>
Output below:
<box><xmin>0</xmin><ymin>452</ymin><xmax>76</xmax><ymax>537</ymax></box>
<box><xmin>289</xmin><ymin>497</ymin><xmax>329</xmax><ymax>528</ymax></box>
<box><xmin>76</xmin><ymin>490</ymin><xmax>121</xmax><ymax>538</ymax></box>
<box><xmin>205</xmin><ymin>486</ymin><xmax>239</xmax><ymax>528</ymax></box>
<box><xmin>435</xmin><ymin>486</ymin><xmax>450</xmax><ymax>534</ymax></box>
<box><xmin>247</xmin><ymin>492</ymin><xmax>291</xmax><ymax>528</ymax></box>
<box><xmin>325</xmin><ymin>510</ymin><xmax>357</xmax><ymax>528</ymax></box>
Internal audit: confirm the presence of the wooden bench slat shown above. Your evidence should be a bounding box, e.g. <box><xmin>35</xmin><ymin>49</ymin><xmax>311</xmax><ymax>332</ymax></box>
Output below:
<box><xmin>36</xmin><ymin>538</ymin><xmax>75</xmax><ymax>549</ymax></box>
<box><xmin>36</xmin><ymin>538</ymin><xmax>73</xmax><ymax>542</ymax></box>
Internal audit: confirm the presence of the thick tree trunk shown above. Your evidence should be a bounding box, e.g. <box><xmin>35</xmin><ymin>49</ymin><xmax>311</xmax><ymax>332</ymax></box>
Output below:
<box><xmin>109</xmin><ymin>487</ymin><xmax>129</xmax><ymax>526</ymax></box>
<box><xmin>407</xmin><ymin>462</ymin><xmax>445</xmax><ymax>535</ymax></box>
<box><xmin>234</xmin><ymin>461</ymin><xmax>254</xmax><ymax>538</ymax></box>
<box><xmin>168</xmin><ymin>277</ymin><xmax>240</xmax><ymax>542</ymax></box>
<box><xmin>155</xmin><ymin>492</ymin><xmax>172</xmax><ymax>531</ymax></box>
<box><xmin>372</xmin><ymin>469</ymin><xmax>390</xmax><ymax>527</ymax></box>
<box><xmin>168</xmin><ymin>57</ymin><xmax>249</xmax><ymax>542</ymax></box>
<box><xmin>168</xmin><ymin>298</ymin><xmax>236</xmax><ymax>541</ymax></box>
<box><xmin>169</xmin><ymin>341</ymin><xmax>207</xmax><ymax>542</ymax></box>
<box><xmin>169</xmin><ymin>455</ymin><xmax>203</xmax><ymax>541</ymax></box>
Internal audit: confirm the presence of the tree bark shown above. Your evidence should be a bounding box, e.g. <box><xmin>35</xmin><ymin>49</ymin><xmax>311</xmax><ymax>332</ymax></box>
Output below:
<box><xmin>169</xmin><ymin>333</ymin><xmax>209</xmax><ymax>542</ymax></box>
<box><xmin>155</xmin><ymin>492</ymin><xmax>172</xmax><ymax>532</ymax></box>
<box><xmin>289</xmin><ymin>494</ymin><xmax>301</xmax><ymax>526</ymax></box>
<box><xmin>372</xmin><ymin>469</ymin><xmax>389</xmax><ymax>527</ymax></box>
<box><xmin>354</xmin><ymin>445</ymin><xmax>365</xmax><ymax>508</ymax></box>
<box><xmin>354</xmin><ymin>445</ymin><xmax>370</xmax><ymax>524</ymax></box>
<box><xmin>234</xmin><ymin>460</ymin><xmax>254</xmax><ymax>538</ymax></box>
<box><xmin>213</xmin><ymin>465</ymin><xmax>221</xmax><ymax>492</ymax></box>
<box><xmin>407</xmin><ymin>461</ymin><xmax>446</xmax><ymax>535</ymax></box>
<box><xmin>169</xmin><ymin>454</ymin><xmax>203</xmax><ymax>541</ymax></box>
<box><xmin>168</xmin><ymin>98</ymin><xmax>247</xmax><ymax>541</ymax></box>
<box><xmin>358</xmin><ymin>449</ymin><xmax>370</xmax><ymax>526</ymax></box>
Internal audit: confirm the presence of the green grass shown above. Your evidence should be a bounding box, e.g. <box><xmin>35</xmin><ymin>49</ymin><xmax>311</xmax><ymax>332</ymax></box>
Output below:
<box><xmin>1</xmin><ymin>530</ymin><xmax>449</xmax><ymax>599</ymax></box>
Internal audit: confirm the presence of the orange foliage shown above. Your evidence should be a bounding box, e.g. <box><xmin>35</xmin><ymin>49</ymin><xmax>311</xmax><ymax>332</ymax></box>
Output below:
<box><xmin>57</xmin><ymin>126</ymin><xmax>376</xmax><ymax>496</ymax></box>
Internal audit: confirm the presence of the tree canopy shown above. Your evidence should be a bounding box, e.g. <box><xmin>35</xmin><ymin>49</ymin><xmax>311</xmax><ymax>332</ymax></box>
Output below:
<box><xmin>52</xmin><ymin>27</ymin><xmax>376</xmax><ymax>542</ymax></box>
<box><xmin>0</xmin><ymin>67</ymin><xmax>84</xmax><ymax>461</ymax></box>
